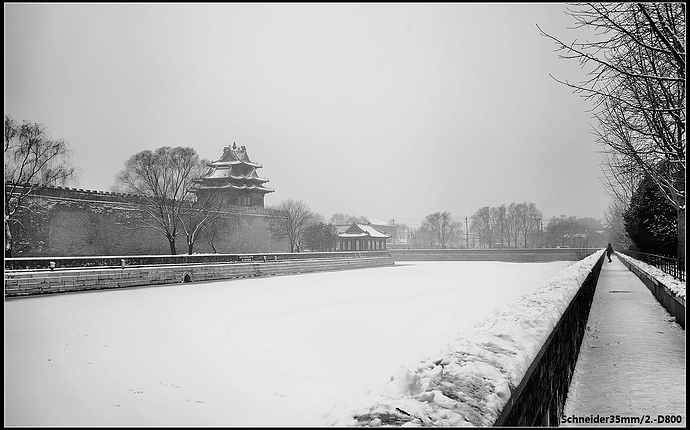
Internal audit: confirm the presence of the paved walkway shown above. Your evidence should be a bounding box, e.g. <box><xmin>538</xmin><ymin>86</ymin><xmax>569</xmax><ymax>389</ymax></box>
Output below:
<box><xmin>563</xmin><ymin>255</ymin><xmax>686</xmax><ymax>427</ymax></box>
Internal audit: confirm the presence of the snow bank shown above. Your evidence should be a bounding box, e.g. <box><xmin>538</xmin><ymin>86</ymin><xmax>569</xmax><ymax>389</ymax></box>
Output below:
<box><xmin>323</xmin><ymin>250</ymin><xmax>605</xmax><ymax>427</ymax></box>
<box><xmin>616</xmin><ymin>253</ymin><xmax>686</xmax><ymax>301</ymax></box>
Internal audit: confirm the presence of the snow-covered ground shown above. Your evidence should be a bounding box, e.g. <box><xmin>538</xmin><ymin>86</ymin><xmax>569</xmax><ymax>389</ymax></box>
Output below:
<box><xmin>5</xmin><ymin>259</ymin><xmax>579</xmax><ymax>427</ymax></box>
<box><xmin>325</xmin><ymin>251</ymin><xmax>605</xmax><ymax>426</ymax></box>
<box><xmin>616</xmin><ymin>252</ymin><xmax>686</xmax><ymax>301</ymax></box>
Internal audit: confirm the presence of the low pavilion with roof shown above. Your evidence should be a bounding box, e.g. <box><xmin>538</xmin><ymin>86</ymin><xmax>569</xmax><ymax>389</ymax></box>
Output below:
<box><xmin>337</xmin><ymin>222</ymin><xmax>391</xmax><ymax>251</ymax></box>
<box><xmin>194</xmin><ymin>143</ymin><xmax>274</xmax><ymax>207</ymax></box>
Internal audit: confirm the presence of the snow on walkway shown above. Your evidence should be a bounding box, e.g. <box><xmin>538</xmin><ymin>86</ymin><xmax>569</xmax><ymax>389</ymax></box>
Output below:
<box><xmin>562</xmin><ymin>255</ymin><xmax>686</xmax><ymax>427</ymax></box>
<box><xmin>4</xmin><ymin>260</ymin><xmax>571</xmax><ymax>427</ymax></box>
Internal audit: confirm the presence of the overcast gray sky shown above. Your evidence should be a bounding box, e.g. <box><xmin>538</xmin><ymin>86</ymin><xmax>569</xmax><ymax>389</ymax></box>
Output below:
<box><xmin>4</xmin><ymin>3</ymin><xmax>609</xmax><ymax>227</ymax></box>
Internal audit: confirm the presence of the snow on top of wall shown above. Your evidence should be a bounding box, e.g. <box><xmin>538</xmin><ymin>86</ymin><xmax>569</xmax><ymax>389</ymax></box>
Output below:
<box><xmin>322</xmin><ymin>250</ymin><xmax>605</xmax><ymax>427</ymax></box>
<box><xmin>616</xmin><ymin>253</ymin><xmax>686</xmax><ymax>301</ymax></box>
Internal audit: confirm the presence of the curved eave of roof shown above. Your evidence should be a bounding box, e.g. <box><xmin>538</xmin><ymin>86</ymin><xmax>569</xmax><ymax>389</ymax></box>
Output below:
<box><xmin>196</xmin><ymin>184</ymin><xmax>274</xmax><ymax>192</ymax></box>
<box><xmin>228</xmin><ymin>175</ymin><xmax>269</xmax><ymax>182</ymax></box>
<box><xmin>338</xmin><ymin>232</ymin><xmax>390</xmax><ymax>239</ymax></box>
<box><xmin>201</xmin><ymin>172</ymin><xmax>269</xmax><ymax>182</ymax></box>
<box><xmin>199</xmin><ymin>178</ymin><xmax>265</xmax><ymax>183</ymax></box>
<box><xmin>360</xmin><ymin>229</ymin><xmax>391</xmax><ymax>238</ymax></box>
<box><xmin>338</xmin><ymin>233</ymin><xmax>369</xmax><ymax>238</ymax></box>
<box><xmin>244</xmin><ymin>170</ymin><xmax>266</xmax><ymax>180</ymax></box>
<box><xmin>209</xmin><ymin>161</ymin><xmax>262</xmax><ymax>168</ymax></box>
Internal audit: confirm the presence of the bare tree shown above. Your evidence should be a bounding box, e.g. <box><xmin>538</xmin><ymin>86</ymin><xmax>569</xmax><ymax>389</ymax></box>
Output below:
<box><xmin>503</xmin><ymin>203</ymin><xmax>521</xmax><ymax>248</ymax></box>
<box><xmin>268</xmin><ymin>199</ymin><xmax>315</xmax><ymax>252</ymax></box>
<box><xmin>539</xmin><ymin>2</ymin><xmax>685</xmax><ymax>261</ymax></box>
<box><xmin>4</xmin><ymin>115</ymin><xmax>78</xmax><ymax>257</ymax></box>
<box><xmin>471</xmin><ymin>203</ymin><xmax>543</xmax><ymax>248</ymax></box>
<box><xmin>329</xmin><ymin>213</ymin><xmax>369</xmax><ymax>225</ymax></box>
<box><xmin>470</xmin><ymin>206</ymin><xmax>495</xmax><ymax>249</ymax></box>
<box><xmin>604</xmin><ymin>199</ymin><xmax>633</xmax><ymax>250</ymax></box>
<box><xmin>516</xmin><ymin>202</ymin><xmax>543</xmax><ymax>248</ymax></box>
<box><xmin>388</xmin><ymin>219</ymin><xmax>410</xmax><ymax>248</ymax></box>
<box><xmin>409</xmin><ymin>224</ymin><xmax>435</xmax><ymax>249</ymax></box>
<box><xmin>311</xmin><ymin>212</ymin><xmax>327</xmax><ymax>224</ymax></box>
<box><xmin>546</xmin><ymin>216</ymin><xmax>575</xmax><ymax>248</ymax></box>
<box><xmin>303</xmin><ymin>222</ymin><xmax>338</xmax><ymax>251</ymax></box>
<box><xmin>179</xmin><ymin>187</ymin><xmax>227</xmax><ymax>255</ymax></box>
<box><xmin>494</xmin><ymin>205</ymin><xmax>507</xmax><ymax>248</ymax></box>
<box><xmin>115</xmin><ymin>146</ymin><xmax>206</xmax><ymax>255</ymax></box>
<box><xmin>600</xmin><ymin>149</ymin><xmax>638</xmax><ymax>250</ymax></box>
<box><xmin>200</xmin><ymin>215</ymin><xmax>231</xmax><ymax>254</ymax></box>
<box><xmin>545</xmin><ymin>215</ymin><xmax>603</xmax><ymax>248</ymax></box>
<box><xmin>423</xmin><ymin>211</ymin><xmax>461</xmax><ymax>249</ymax></box>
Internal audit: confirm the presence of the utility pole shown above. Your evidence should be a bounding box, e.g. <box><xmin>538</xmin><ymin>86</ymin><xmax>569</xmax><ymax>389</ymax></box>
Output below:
<box><xmin>392</xmin><ymin>218</ymin><xmax>395</xmax><ymax>250</ymax></box>
<box><xmin>540</xmin><ymin>219</ymin><xmax>543</xmax><ymax>248</ymax></box>
<box><xmin>465</xmin><ymin>216</ymin><xmax>469</xmax><ymax>249</ymax></box>
<box><xmin>499</xmin><ymin>208</ymin><xmax>504</xmax><ymax>248</ymax></box>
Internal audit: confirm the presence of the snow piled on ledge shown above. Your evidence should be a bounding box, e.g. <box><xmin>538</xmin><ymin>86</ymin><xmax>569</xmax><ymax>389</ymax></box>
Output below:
<box><xmin>322</xmin><ymin>250</ymin><xmax>605</xmax><ymax>427</ymax></box>
<box><xmin>616</xmin><ymin>253</ymin><xmax>686</xmax><ymax>301</ymax></box>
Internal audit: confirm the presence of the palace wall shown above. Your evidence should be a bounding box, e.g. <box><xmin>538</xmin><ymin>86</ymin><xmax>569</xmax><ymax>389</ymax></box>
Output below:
<box><xmin>7</xmin><ymin>185</ymin><xmax>283</xmax><ymax>257</ymax></box>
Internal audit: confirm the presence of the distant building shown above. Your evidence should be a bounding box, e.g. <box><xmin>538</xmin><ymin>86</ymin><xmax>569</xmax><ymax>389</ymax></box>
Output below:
<box><xmin>337</xmin><ymin>222</ymin><xmax>391</xmax><ymax>251</ymax></box>
<box><xmin>195</xmin><ymin>143</ymin><xmax>274</xmax><ymax>207</ymax></box>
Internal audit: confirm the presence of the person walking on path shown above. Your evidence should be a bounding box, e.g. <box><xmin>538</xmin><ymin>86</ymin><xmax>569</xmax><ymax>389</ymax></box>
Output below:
<box><xmin>563</xmin><ymin>255</ymin><xmax>686</xmax><ymax>424</ymax></box>
<box><xmin>606</xmin><ymin>243</ymin><xmax>614</xmax><ymax>262</ymax></box>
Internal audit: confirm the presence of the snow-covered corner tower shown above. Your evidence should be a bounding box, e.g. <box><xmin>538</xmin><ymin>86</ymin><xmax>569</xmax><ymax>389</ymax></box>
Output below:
<box><xmin>195</xmin><ymin>143</ymin><xmax>274</xmax><ymax>207</ymax></box>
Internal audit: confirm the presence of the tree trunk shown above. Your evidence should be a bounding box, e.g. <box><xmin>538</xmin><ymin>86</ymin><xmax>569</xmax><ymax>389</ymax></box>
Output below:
<box><xmin>168</xmin><ymin>238</ymin><xmax>177</xmax><ymax>255</ymax></box>
<box><xmin>678</xmin><ymin>207</ymin><xmax>685</xmax><ymax>272</ymax></box>
<box><xmin>677</xmin><ymin>169</ymin><xmax>685</xmax><ymax>273</ymax></box>
<box><xmin>5</xmin><ymin>219</ymin><xmax>12</xmax><ymax>258</ymax></box>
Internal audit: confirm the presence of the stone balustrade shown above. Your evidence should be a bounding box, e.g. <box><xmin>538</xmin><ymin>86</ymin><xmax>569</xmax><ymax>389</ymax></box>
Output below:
<box><xmin>4</xmin><ymin>252</ymin><xmax>394</xmax><ymax>298</ymax></box>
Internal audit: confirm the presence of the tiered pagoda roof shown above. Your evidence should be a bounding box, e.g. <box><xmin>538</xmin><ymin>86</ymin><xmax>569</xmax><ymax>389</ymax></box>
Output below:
<box><xmin>196</xmin><ymin>143</ymin><xmax>274</xmax><ymax>195</ymax></box>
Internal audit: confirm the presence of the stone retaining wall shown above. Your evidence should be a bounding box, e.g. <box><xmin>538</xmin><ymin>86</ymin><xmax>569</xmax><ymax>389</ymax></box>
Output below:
<box><xmin>5</xmin><ymin>250</ymin><xmax>390</xmax><ymax>271</ymax></box>
<box><xmin>493</xmin><ymin>252</ymin><xmax>605</xmax><ymax>426</ymax></box>
<box><xmin>4</xmin><ymin>253</ymin><xmax>394</xmax><ymax>298</ymax></box>
<box><xmin>390</xmin><ymin>248</ymin><xmax>599</xmax><ymax>262</ymax></box>
<box><xmin>618</xmin><ymin>256</ymin><xmax>685</xmax><ymax>329</ymax></box>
